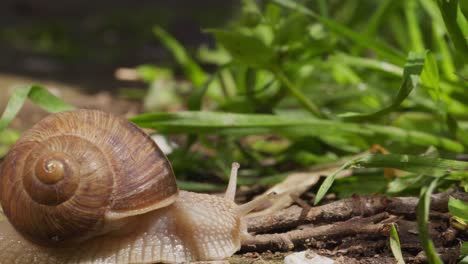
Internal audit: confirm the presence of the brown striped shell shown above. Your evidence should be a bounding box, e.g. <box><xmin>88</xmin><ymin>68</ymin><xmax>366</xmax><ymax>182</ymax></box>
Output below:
<box><xmin>0</xmin><ymin>109</ymin><xmax>178</xmax><ymax>246</ymax></box>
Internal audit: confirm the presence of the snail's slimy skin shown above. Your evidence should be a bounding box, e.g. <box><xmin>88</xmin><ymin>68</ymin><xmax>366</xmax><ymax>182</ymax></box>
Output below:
<box><xmin>0</xmin><ymin>191</ymin><xmax>248</xmax><ymax>264</ymax></box>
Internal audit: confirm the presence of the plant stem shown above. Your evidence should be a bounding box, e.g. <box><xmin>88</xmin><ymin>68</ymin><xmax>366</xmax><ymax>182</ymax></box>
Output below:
<box><xmin>271</xmin><ymin>67</ymin><xmax>324</xmax><ymax>118</ymax></box>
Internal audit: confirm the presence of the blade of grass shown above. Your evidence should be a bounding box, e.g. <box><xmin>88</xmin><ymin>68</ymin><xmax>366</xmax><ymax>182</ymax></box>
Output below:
<box><xmin>0</xmin><ymin>129</ymin><xmax>20</xmax><ymax>157</ymax></box>
<box><xmin>271</xmin><ymin>67</ymin><xmax>324</xmax><ymax>118</ymax></box>
<box><xmin>314</xmin><ymin>153</ymin><xmax>468</xmax><ymax>203</ymax></box>
<box><xmin>447</xmin><ymin>114</ymin><xmax>468</xmax><ymax>146</ymax></box>
<box><xmin>130</xmin><ymin>111</ymin><xmax>464</xmax><ymax>152</ymax></box>
<box><xmin>187</xmin><ymin>72</ymin><xmax>218</xmax><ymax>111</ymax></box>
<box><xmin>333</xmin><ymin>53</ymin><xmax>403</xmax><ymax>76</ymax></box>
<box><xmin>462</xmin><ymin>0</ymin><xmax>468</xmax><ymax>19</ymax></box>
<box><xmin>240</xmin><ymin>0</ymin><xmax>262</xmax><ymax>28</ymax></box>
<box><xmin>0</xmin><ymin>85</ymin><xmax>75</xmax><ymax>131</ymax></box>
<box><xmin>0</xmin><ymin>129</ymin><xmax>20</xmax><ymax>145</ymax></box>
<box><xmin>419</xmin><ymin>0</ymin><xmax>458</xmax><ymax>81</ymax></box>
<box><xmin>207</xmin><ymin>29</ymin><xmax>276</xmax><ymax>69</ymax></box>
<box><xmin>357</xmin><ymin>153</ymin><xmax>468</xmax><ymax>177</ymax></box>
<box><xmin>335</xmin><ymin>52</ymin><xmax>463</xmax><ymax>116</ymax></box>
<box><xmin>420</xmin><ymin>51</ymin><xmax>441</xmax><ymax>103</ymax></box>
<box><xmin>448</xmin><ymin>196</ymin><xmax>468</xmax><ymax>221</ymax></box>
<box><xmin>390</xmin><ymin>223</ymin><xmax>406</xmax><ymax>264</ymax></box>
<box><xmin>432</xmin><ymin>25</ymin><xmax>458</xmax><ymax>82</ymax></box>
<box><xmin>153</xmin><ymin>26</ymin><xmax>207</xmax><ymax>88</ymax></box>
<box><xmin>363</xmin><ymin>0</ymin><xmax>395</xmax><ymax>37</ymax></box>
<box><xmin>314</xmin><ymin>162</ymin><xmax>352</xmax><ymax>205</ymax></box>
<box><xmin>317</xmin><ymin>0</ymin><xmax>328</xmax><ymax>17</ymax></box>
<box><xmin>340</xmin><ymin>52</ymin><xmax>425</xmax><ymax>120</ymax></box>
<box><xmin>461</xmin><ymin>242</ymin><xmax>468</xmax><ymax>262</ymax></box>
<box><xmin>405</xmin><ymin>0</ymin><xmax>425</xmax><ymax>52</ymax></box>
<box><xmin>437</xmin><ymin>0</ymin><xmax>468</xmax><ymax>60</ymax></box>
<box><xmin>271</xmin><ymin>0</ymin><xmax>406</xmax><ymax>65</ymax></box>
<box><xmin>417</xmin><ymin>179</ymin><xmax>443</xmax><ymax>264</ymax></box>
<box><xmin>457</xmin><ymin>7</ymin><xmax>468</xmax><ymax>39</ymax></box>
<box><xmin>388</xmin><ymin>13</ymin><xmax>411</xmax><ymax>52</ymax></box>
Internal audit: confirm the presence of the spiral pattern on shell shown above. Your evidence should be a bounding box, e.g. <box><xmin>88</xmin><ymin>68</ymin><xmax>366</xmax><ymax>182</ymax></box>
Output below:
<box><xmin>0</xmin><ymin>109</ymin><xmax>178</xmax><ymax>246</ymax></box>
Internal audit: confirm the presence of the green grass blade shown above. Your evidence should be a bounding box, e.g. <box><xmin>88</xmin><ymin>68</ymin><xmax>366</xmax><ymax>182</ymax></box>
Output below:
<box><xmin>240</xmin><ymin>0</ymin><xmax>262</xmax><ymax>28</ymax></box>
<box><xmin>388</xmin><ymin>13</ymin><xmax>410</xmax><ymax>51</ymax></box>
<box><xmin>333</xmin><ymin>53</ymin><xmax>403</xmax><ymax>76</ymax></box>
<box><xmin>187</xmin><ymin>73</ymin><xmax>217</xmax><ymax>111</ymax></box>
<box><xmin>317</xmin><ymin>0</ymin><xmax>328</xmax><ymax>17</ymax></box>
<box><xmin>363</xmin><ymin>0</ymin><xmax>394</xmax><ymax>37</ymax></box>
<box><xmin>461</xmin><ymin>242</ymin><xmax>468</xmax><ymax>263</ymax></box>
<box><xmin>271</xmin><ymin>67</ymin><xmax>323</xmax><ymax>117</ymax></box>
<box><xmin>0</xmin><ymin>85</ymin><xmax>75</xmax><ymax>131</ymax></box>
<box><xmin>207</xmin><ymin>29</ymin><xmax>276</xmax><ymax>69</ymax></box>
<box><xmin>314</xmin><ymin>162</ymin><xmax>352</xmax><ymax>205</ymax></box>
<box><xmin>313</xmin><ymin>151</ymin><xmax>468</xmax><ymax>205</ymax></box>
<box><xmin>390</xmin><ymin>224</ymin><xmax>406</xmax><ymax>264</ymax></box>
<box><xmin>437</xmin><ymin>0</ymin><xmax>468</xmax><ymax>60</ymax></box>
<box><xmin>420</xmin><ymin>51</ymin><xmax>441</xmax><ymax>103</ymax></box>
<box><xmin>405</xmin><ymin>0</ymin><xmax>425</xmax><ymax>52</ymax></box>
<box><xmin>313</xmin><ymin>152</ymin><xmax>468</xmax><ymax>207</ymax></box>
<box><xmin>153</xmin><ymin>26</ymin><xmax>207</xmax><ymax>88</ymax></box>
<box><xmin>457</xmin><ymin>7</ymin><xmax>468</xmax><ymax>39</ymax></box>
<box><xmin>0</xmin><ymin>129</ymin><xmax>20</xmax><ymax>157</ymax></box>
<box><xmin>130</xmin><ymin>111</ymin><xmax>464</xmax><ymax>152</ymax></box>
<box><xmin>448</xmin><ymin>196</ymin><xmax>468</xmax><ymax>221</ymax></box>
<box><xmin>462</xmin><ymin>241</ymin><xmax>468</xmax><ymax>255</ymax></box>
<box><xmin>271</xmin><ymin>0</ymin><xmax>406</xmax><ymax>65</ymax></box>
<box><xmin>340</xmin><ymin>52</ymin><xmax>425</xmax><ymax>120</ymax></box>
<box><xmin>461</xmin><ymin>0</ymin><xmax>468</xmax><ymax>19</ymax></box>
<box><xmin>417</xmin><ymin>179</ymin><xmax>443</xmax><ymax>264</ymax></box>
<box><xmin>419</xmin><ymin>0</ymin><xmax>458</xmax><ymax>81</ymax></box>
<box><xmin>432</xmin><ymin>24</ymin><xmax>458</xmax><ymax>82</ymax></box>
<box><xmin>357</xmin><ymin>153</ymin><xmax>468</xmax><ymax>177</ymax></box>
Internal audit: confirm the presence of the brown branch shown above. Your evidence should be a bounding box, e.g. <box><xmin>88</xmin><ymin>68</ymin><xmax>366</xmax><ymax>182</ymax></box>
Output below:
<box><xmin>242</xmin><ymin>213</ymin><xmax>392</xmax><ymax>252</ymax></box>
<box><xmin>247</xmin><ymin>190</ymin><xmax>467</xmax><ymax>233</ymax></box>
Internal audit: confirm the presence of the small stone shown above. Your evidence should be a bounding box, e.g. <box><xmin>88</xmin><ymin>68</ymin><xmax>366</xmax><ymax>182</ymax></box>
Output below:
<box><xmin>284</xmin><ymin>250</ymin><xmax>334</xmax><ymax>264</ymax></box>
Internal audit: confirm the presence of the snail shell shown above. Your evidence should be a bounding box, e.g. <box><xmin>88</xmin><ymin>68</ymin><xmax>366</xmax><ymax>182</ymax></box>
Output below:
<box><xmin>0</xmin><ymin>109</ymin><xmax>178</xmax><ymax>246</ymax></box>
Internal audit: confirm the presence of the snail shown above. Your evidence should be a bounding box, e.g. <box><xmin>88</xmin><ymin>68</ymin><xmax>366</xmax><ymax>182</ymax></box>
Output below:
<box><xmin>0</xmin><ymin>109</ymin><xmax>269</xmax><ymax>263</ymax></box>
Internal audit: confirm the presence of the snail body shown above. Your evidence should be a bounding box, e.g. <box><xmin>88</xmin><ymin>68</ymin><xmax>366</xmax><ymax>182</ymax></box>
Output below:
<box><xmin>0</xmin><ymin>191</ymin><xmax>245</xmax><ymax>263</ymax></box>
<box><xmin>0</xmin><ymin>110</ymin><xmax>261</xmax><ymax>263</ymax></box>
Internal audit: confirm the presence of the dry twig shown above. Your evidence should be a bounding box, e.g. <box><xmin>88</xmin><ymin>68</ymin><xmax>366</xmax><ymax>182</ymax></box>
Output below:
<box><xmin>242</xmin><ymin>213</ymin><xmax>392</xmax><ymax>252</ymax></box>
<box><xmin>247</xmin><ymin>190</ymin><xmax>467</xmax><ymax>233</ymax></box>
